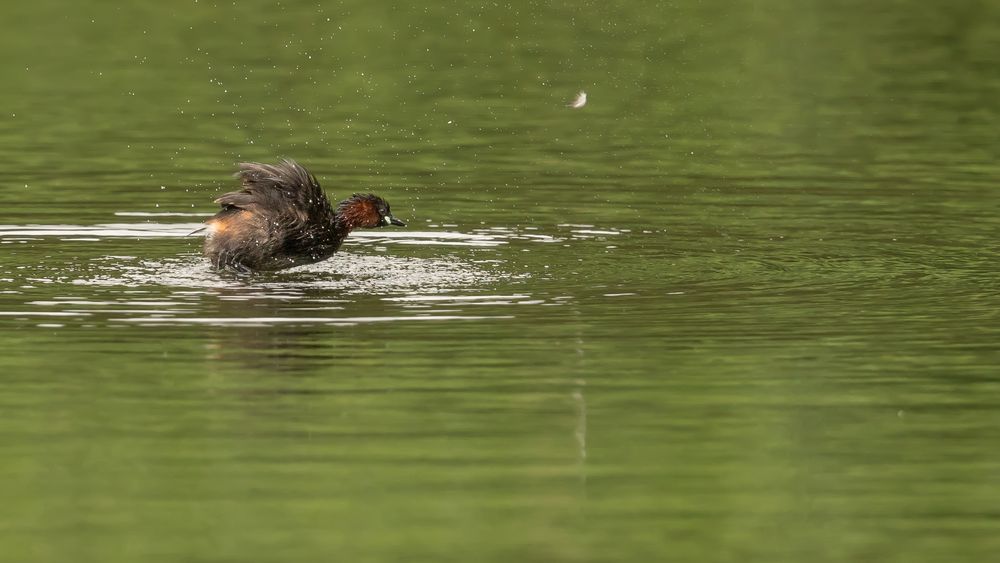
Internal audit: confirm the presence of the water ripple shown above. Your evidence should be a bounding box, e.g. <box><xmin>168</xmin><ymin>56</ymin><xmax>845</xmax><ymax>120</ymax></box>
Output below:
<box><xmin>0</xmin><ymin>221</ymin><xmax>611</xmax><ymax>327</ymax></box>
<box><xmin>74</xmin><ymin>253</ymin><xmax>514</xmax><ymax>295</ymax></box>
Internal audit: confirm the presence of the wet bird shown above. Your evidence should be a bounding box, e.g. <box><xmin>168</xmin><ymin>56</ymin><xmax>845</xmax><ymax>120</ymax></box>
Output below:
<box><xmin>203</xmin><ymin>159</ymin><xmax>405</xmax><ymax>273</ymax></box>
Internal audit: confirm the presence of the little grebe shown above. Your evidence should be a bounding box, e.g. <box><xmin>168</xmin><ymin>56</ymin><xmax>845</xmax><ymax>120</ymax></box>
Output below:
<box><xmin>203</xmin><ymin>159</ymin><xmax>405</xmax><ymax>272</ymax></box>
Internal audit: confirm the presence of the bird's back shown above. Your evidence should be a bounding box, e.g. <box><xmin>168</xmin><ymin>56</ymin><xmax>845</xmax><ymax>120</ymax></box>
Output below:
<box><xmin>204</xmin><ymin>160</ymin><xmax>340</xmax><ymax>271</ymax></box>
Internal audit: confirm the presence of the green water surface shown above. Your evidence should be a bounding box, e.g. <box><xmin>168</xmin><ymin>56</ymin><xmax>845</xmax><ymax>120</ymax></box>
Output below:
<box><xmin>2</xmin><ymin>1</ymin><xmax>999</xmax><ymax>562</ymax></box>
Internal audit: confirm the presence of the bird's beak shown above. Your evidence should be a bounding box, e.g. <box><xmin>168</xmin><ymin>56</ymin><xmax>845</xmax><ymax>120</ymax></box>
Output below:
<box><xmin>385</xmin><ymin>215</ymin><xmax>406</xmax><ymax>227</ymax></box>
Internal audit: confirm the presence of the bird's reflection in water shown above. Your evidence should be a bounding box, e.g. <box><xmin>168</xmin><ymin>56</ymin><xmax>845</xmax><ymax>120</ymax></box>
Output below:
<box><xmin>199</xmin><ymin>285</ymin><xmax>354</xmax><ymax>377</ymax></box>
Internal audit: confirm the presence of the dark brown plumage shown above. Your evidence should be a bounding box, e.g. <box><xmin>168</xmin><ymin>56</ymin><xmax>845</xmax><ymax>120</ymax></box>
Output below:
<box><xmin>203</xmin><ymin>159</ymin><xmax>404</xmax><ymax>272</ymax></box>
